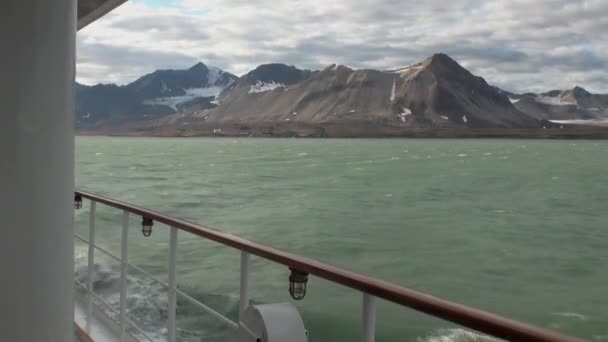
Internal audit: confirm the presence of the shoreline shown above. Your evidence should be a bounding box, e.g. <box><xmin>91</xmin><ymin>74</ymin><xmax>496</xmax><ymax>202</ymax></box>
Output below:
<box><xmin>77</xmin><ymin>127</ymin><xmax>608</xmax><ymax>140</ymax></box>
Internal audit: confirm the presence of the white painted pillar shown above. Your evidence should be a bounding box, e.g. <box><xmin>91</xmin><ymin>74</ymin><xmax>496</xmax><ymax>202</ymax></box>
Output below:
<box><xmin>0</xmin><ymin>0</ymin><xmax>76</xmax><ymax>341</ymax></box>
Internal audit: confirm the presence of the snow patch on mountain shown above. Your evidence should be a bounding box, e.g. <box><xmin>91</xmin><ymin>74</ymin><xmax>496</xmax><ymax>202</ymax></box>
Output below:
<box><xmin>207</xmin><ymin>66</ymin><xmax>222</xmax><ymax>86</ymax></box>
<box><xmin>397</xmin><ymin>108</ymin><xmax>412</xmax><ymax>122</ymax></box>
<box><xmin>535</xmin><ymin>95</ymin><xmax>575</xmax><ymax>106</ymax></box>
<box><xmin>388</xmin><ymin>64</ymin><xmax>423</xmax><ymax>74</ymax></box>
<box><xmin>249</xmin><ymin>81</ymin><xmax>287</xmax><ymax>94</ymax></box>
<box><xmin>143</xmin><ymin>87</ymin><xmax>222</xmax><ymax>110</ymax></box>
<box><xmin>550</xmin><ymin>119</ymin><xmax>608</xmax><ymax>125</ymax></box>
<box><xmin>160</xmin><ymin>81</ymin><xmax>171</xmax><ymax>93</ymax></box>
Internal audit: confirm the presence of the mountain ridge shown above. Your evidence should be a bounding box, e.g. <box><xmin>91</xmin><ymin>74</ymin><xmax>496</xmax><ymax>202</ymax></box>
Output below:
<box><xmin>75</xmin><ymin>54</ymin><xmax>608</xmax><ymax>136</ymax></box>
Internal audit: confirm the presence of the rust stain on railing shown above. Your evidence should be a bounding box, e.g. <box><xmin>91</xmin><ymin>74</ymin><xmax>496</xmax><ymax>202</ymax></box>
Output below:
<box><xmin>75</xmin><ymin>190</ymin><xmax>584</xmax><ymax>342</ymax></box>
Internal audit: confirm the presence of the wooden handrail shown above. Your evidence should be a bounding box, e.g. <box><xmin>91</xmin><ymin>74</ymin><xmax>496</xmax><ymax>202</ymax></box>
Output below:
<box><xmin>75</xmin><ymin>189</ymin><xmax>584</xmax><ymax>342</ymax></box>
<box><xmin>75</xmin><ymin>322</ymin><xmax>94</xmax><ymax>342</ymax></box>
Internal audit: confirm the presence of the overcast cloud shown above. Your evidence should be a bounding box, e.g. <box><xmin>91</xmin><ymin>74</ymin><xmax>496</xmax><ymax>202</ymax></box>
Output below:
<box><xmin>77</xmin><ymin>0</ymin><xmax>608</xmax><ymax>93</ymax></box>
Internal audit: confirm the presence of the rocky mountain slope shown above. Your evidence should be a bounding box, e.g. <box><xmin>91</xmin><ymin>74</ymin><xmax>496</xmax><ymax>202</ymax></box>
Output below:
<box><xmin>190</xmin><ymin>54</ymin><xmax>538</xmax><ymax>130</ymax></box>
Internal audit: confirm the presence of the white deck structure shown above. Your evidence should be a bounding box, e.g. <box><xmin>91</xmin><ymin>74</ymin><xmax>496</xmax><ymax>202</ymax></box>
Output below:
<box><xmin>0</xmin><ymin>1</ymin><xmax>126</xmax><ymax>341</ymax></box>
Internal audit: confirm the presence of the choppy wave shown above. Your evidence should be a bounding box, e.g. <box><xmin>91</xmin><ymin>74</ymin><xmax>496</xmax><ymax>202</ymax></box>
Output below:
<box><xmin>74</xmin><ymin>245</ymin><xmax>238</xmax><ymax>342</ymax></box>
<box><xmin>418</xmin><ymin>328</ymin><xmax>503</xmax><ymax>342</ymax></box>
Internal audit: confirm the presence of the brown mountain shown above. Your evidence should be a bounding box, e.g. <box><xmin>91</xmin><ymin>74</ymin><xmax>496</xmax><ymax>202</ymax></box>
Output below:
<box><xmin>195</xmin><ymin>54</ymin><xmax>538</xmax><ymax>130</ymax></box>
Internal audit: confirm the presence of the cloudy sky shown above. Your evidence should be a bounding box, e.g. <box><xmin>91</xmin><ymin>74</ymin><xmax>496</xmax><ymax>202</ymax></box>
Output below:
<box><xmin>77</xmin><ymin>0</ymin><xmax>608</xmax><ymax>93</ymax></box>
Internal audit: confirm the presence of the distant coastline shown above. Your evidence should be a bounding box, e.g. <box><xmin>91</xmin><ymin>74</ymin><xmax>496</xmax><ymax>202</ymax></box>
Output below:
<box><xmin>77</xmin><ymin>121</ymin><xmax>608</xmax><ymax>139</ymax></box>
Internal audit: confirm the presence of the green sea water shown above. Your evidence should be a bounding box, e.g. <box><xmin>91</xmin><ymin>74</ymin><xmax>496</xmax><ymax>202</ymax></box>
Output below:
<box><xmin>75</xmin><ymin>137</ymin><xmax>608</xmax><ymax>342</ymax></box>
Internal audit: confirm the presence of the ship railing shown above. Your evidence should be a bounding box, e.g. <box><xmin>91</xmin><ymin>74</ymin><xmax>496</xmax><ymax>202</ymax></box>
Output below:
<box><xmin>73</xmin><ymin>190</ymin><xmax>583</xmax><ymax>342</ymax></box>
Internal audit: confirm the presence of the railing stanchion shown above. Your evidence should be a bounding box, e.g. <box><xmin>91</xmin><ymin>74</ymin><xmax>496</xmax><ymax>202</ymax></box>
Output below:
<box><xmin>119</xmin><ymin>210</ymin><xmax>129</xmax><ymax>341</ymax></box>
<box><xmin>239</xmin><ymin>251</ymin><xmax>251</xmax><ymax>320</ymax></box>
<box><xmin>86</xmin><ymin>200</ymin><xmax>97</xmax><ymax>333</ymax></box>
<box><xmin>167</xmin><ymin>227</ymin><xmax>178</xmax><ymax>342</ymax></box>
<box><xmin>362</xmin><ymin>293</ymin><xmax>377</xmax><ymax>342</ymax></box>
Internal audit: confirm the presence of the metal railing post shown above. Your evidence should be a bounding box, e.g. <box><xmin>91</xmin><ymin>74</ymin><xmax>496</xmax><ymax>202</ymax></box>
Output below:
<box><xmin>119</xmin><ymin>211</ymin><xmax>129</xmax><ymax>341</ymax></box>
<box><xmin>239</xmin><ymin>251</ymin><xmax>251</xmax><ymax>320</ymax></box>
<box><xmin>86</xmin><ymin>201</ymin><xmax>97</xmax><ymax>333</ymax></box>
<box><xmin>167</xmin><ymin>227</ymin><xmax>178</xmax><ymax>342</ymax></box>
<box><xmin>362</xmin><ymin>294</ymin><xmax>377</xmax><ymax>342</ymax></box>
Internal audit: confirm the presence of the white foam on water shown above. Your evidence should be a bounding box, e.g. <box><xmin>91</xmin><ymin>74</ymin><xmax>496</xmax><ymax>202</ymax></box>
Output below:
<box><xmin>298</xmin><ymin>152</ymin><xmax>308</xmax><ymax>157</ymax></box>
<box><xmin>458</xmin><ymin>154</ymin><xmax>468</xmax><ymax>157</ymax></box>
<box><xmin>418</xmin><ymin>328</ymin><xmax>502</xmax><ymax>342</ymax></box>
<box><xmin>95</xmin><ymin>152</ymin><xmax>104</xmax><ymax>156</ymax></box>
<box><xmin>553</xmin><ymin>312</ymin><xmax>589</xmax><ymax>321</ymax></box>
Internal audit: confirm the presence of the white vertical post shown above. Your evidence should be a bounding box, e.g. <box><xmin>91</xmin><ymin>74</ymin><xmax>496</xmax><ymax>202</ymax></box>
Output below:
<box><xmin>119</xmin><ymin>211</ymin><xmax>129</xmax><ymax>341</ymax></box>
<box><xmin>86</xmin><ymin>200</ymin><xmax>97</xmax><ymax>333</ymax></box>
<box><xmin>239</xmin><ymin>251</ymin><xmax>251</xmax><ymax>320</ymax></box>
<box><xmin>0</xmin><ymin>0</ymin><xmax>75</xmax><ymax>341</ymax></box>
<box><xmin>167</xmin><ymin>227</ymin><xmax>178</xmax><ymax>342</ymax></box>
<box><xmin>362</xmin><ymin>294</ymin><xmax>377</xmax><ymax>342</ymax></box>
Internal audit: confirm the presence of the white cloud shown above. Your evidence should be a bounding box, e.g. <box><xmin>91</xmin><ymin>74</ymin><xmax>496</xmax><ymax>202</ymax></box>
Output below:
<box><xmin>77</xmin><ymin>0</ymin><xmax>608</xmax><ymax>93</ymax></box>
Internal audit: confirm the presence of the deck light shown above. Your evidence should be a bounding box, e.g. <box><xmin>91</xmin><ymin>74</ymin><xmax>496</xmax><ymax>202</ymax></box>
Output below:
<box><xmin>141</xmin><ymin>217</ymin><xmax>153</xmax><ymax>237</ymax></box>
<box><xmin>289</xmin><ymin>268</ymin><xmax>309</xmax><ymax>300</ymax></box>
<box><xmin>74</xmin><ymin>194</ymin><xmax>83</xmax><ymax>209</ymax></box>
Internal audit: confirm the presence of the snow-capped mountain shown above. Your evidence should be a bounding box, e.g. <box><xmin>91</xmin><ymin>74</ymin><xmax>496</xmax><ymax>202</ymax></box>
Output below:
<box><xmin>75</xmin><ymin>62</ymin><xmax>237</xmax><ymax>127</ymax></box>
<box><xmin>508</xmin><ymin>86</ymin><xmax>608</xmax><ymax>122</ymax></box>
